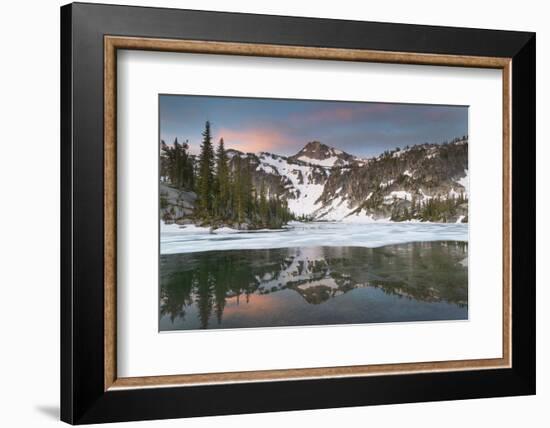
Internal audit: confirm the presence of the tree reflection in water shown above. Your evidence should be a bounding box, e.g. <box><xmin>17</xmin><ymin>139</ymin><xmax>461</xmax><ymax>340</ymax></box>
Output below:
<box><xmin>160</xmin><ymin>241</ymin><xmax>468</xmax><ymax>330</ymax></box>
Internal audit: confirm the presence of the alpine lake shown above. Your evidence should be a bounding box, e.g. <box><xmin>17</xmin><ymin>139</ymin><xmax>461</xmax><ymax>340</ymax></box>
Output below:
<box><xmin>160</xmin><ymin>222</ymin><xmax>468</xmax><ymax>331</ymax></box>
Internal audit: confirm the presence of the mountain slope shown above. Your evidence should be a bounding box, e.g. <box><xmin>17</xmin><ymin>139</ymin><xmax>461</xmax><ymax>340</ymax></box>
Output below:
<box><xmin>314</xmin><ymin>139</ymin><xmax>469</xmax><ymax>222</ymax></box>
<box><xmin>163</xmin><ymin>137</ymin><xmax>469</xmax><ymax>224</ymax></box>
<box><xmin>229</xmin><ymin>138</ymin><xmax>468</xmax><ymax>223</ymax></box>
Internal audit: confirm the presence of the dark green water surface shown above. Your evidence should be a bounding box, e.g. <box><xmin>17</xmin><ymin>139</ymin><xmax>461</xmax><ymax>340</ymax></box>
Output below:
<box><xmin>160</xmin><ymin>241</ymin><xmax>468</xmax><ymax>331</ymax></box>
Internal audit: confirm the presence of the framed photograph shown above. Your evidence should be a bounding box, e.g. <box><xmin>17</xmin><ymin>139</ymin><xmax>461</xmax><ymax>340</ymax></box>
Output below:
<box><xmin>61</xmin><ymin>2</ymin><xmax>535</xmax><ymax>424</ymax></box>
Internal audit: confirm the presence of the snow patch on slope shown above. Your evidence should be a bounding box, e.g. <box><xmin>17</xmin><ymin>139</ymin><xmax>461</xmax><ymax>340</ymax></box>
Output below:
<box><xmin>314</xmin><ymin>196</ymin><xmax>354</xmax><ymax>221</ymax></box>
<box><xmin>258</xmin><ymin>153</ymin><xmax>325</xmax><ymax>216</ymax></box>
<box><xmin>457</xmin><ymin>170</ymin><xmax>469</xmax><ymax>196</ymax></box>
<box><xmin>298</xmin><ymin>155</ymin><xmax>343</xmax><ymax>167</ymax></box>
<box><xmin>385</xmin><ymin>190</ymin><xmax>412</xmax><ymax>201</ymax></box>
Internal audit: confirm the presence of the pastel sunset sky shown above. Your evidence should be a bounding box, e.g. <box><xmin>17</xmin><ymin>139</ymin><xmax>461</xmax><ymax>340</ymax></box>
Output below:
<box><xmin>159</xmin><ymin>94</ymin><xmax>468</xmax><ymax>158</ymax></box>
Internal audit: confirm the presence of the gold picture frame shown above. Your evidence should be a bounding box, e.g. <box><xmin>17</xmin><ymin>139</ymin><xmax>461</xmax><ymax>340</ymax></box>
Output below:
<box><xmin>103</xmin><ymin>35</ymin><xmax>512</xmax><ymax>391</ymax></box>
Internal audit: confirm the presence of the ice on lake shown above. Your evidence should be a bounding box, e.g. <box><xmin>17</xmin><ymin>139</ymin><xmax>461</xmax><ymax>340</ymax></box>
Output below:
<box><xmin>161</xmin><ymin>221</ymin><xmax>468</xmax><ymax>255</ymax></box>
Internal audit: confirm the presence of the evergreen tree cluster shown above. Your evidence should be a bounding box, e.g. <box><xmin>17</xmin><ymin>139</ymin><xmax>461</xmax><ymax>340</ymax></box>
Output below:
<box><xmin>390</xmin><ymin>192</ymin><xmax>468</xmax><ymax>222</ymax></box>
<box><xmin>193</xmin><ymin>121</ymin><xmax>294</xmax><ymax>229</ymax></box>
<box><xmin>160</xmin><ymin>138</ymin><xmax>195</xmax><ymax>190</ymax></box>
<box><xmin>160</xmin><ymin>121</ymin><xmax>294</xmax><ymax>229</ymax></box>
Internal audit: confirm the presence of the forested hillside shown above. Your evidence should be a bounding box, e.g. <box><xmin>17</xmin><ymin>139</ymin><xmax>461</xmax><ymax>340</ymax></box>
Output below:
<box><xmin>161</xmin><ymin>121</ymin><xmax>293</xmax><ymax>230</ymax></box>
<box><xmin>160</xmin><ymin>121</ymin><xmax>469</xmax><ymax>228</ymax></box>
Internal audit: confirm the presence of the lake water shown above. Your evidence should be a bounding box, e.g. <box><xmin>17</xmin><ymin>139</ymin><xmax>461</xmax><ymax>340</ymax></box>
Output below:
<box><xmin>159</xmin><ymin>240</ymin><xmax>468</xmax><ymax>331</ymax></box>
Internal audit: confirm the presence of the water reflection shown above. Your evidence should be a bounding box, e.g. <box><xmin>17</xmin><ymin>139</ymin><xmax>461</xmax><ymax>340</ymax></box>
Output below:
<box><xmin>160</xmin><ymin>241</ymin><xmax>468</xmax><ymax>330</ymax></box>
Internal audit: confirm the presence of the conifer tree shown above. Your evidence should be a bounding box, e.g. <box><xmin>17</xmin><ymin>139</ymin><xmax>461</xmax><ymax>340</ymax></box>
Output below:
<box><xmin>232</xmin><ymin>157</ymin><xmax>244</xmax><ymax>222</ymax></box>
<box><xmin>160</xmin><ymin>138</ymin><xmax>195</xmax><ymax>190</ymax></box>
<box><xmin>259</xmin><ymin>180</ymin><xmax>268</xmax><ymax>225</ymax></box>
<box><xmin>173</xmin><ymin>137</ymin><xmax>183</xmax><ymax>187</ymax></box>
<box><xmin>238</xmin><ymin>160</ymin><xmax>253</xmax><ymax>222</ymax></box>
<box><xmin>197</xmin><ymin>121</ymin><xmax>215</xmax><ymax>216</ymax></box>
<box><xmin>185</xmin><ymin>153</ymin><xmax>195</xmax><ymax>190</ymax></box>
<box><xmin>160</xmin><ymin>139</ymin><xmax>171</xmax><ymax>182</ymax></box>
<box><xmin>214</xmin><ymin>138</ymin><xmax>230</xmax><ymax>217</ymax></box>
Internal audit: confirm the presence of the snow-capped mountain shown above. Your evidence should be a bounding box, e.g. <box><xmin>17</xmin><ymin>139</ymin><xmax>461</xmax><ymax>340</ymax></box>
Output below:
<box><xmin>163</xmin><ymin>138</ymin><xmax>469</xmax><ymax>224</ymax></box>
<box><xmin>288</xmin><ymin>141</ymin><xmax>356</xmax><ymax>168</ymax></box>
<box><xmin>225</xmin><ymin>137</ymin><xmax>468</xmax><ymax>223</ymax></box>
<box><xmin>314</xmin><ymin>139</ymin><xmax>469</xmax><ymax>222</ymax></box>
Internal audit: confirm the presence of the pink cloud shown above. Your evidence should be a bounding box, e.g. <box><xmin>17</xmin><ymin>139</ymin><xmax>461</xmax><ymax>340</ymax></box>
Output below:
<box><xmin>214</xmin><ymin>126</ymin><xmax>298</xmax><ymax>153</ymax></box>
<box><xmin>293</xmin><ymin>103</ymin><xmax>395</xmax><ymax>125</ymax></box>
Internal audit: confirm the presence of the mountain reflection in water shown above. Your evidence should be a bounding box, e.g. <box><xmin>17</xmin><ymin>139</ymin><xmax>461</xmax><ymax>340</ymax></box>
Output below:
<box><xmin>159</xmin><ymin>241</ymin><xmax>468</xmax><ymax>330</ymax></box>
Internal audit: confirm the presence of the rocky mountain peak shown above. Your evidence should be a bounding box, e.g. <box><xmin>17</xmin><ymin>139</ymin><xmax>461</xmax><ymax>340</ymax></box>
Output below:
<box><xmin>297</xmin><ymin>141</ymin><xmax>334</xmax><ymax>158</ymax></box>
<box><xmin>289</xmin><ymin>141</ymin><xmax>355</xmax><ymax>167</ymax></box>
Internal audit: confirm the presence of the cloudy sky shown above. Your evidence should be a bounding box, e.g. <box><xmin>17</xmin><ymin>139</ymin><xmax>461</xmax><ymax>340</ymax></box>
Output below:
<box><xmin>160</xmin><ymin>94</ymin><xmax>468</xmax><ymax>158</ymax></box>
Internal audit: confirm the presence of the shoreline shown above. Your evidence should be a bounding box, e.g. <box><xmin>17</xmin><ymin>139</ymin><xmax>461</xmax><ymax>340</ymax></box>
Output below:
<box><xmin>161</xmin><ymin>220</ymin><xmax>468</xmax><ymax>255</ymax></box>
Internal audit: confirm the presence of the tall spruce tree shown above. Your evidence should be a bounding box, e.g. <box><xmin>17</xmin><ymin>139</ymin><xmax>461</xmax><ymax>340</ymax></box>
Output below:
<box><xmin>240</xmin><ymin>159</ymin><xmax>253</xmax><ymax>222</ymax></box>
<box><xmin>214</xmin><ymin>138</ymin><xmax>230</xmax><ymax>218</ymax></box>
<box><xmin>160</xmin><ymin>139</ymin><xmax>171</xmax><ymax>182</ymax></box>
<box><xmin>259</xmin><ymin>180</ymin><xmax>268</xmax><ymax>224</ymax></box>
<box><xmin>233</xmin><ymin>158</ymin><xmax>245</xmax><ymax>222</ymax></box>
<box><xmin>197</xmin><ymin>121</ymin><xmax>215</xmax><ymax>216</ymax></box>
<box><xmin>174</xmin><ymin>137</ymin><xmax>188</xmax><ymax>188</ymax></box>
<box><xmin>178</xmin><ymin>139</ymin><xmax>194</xmax><ymax>190</ymax></box>
<box><xmin>185</xmin><ymin>152</ymin><xmax>195</xmax><ymax>190</ymax></box>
